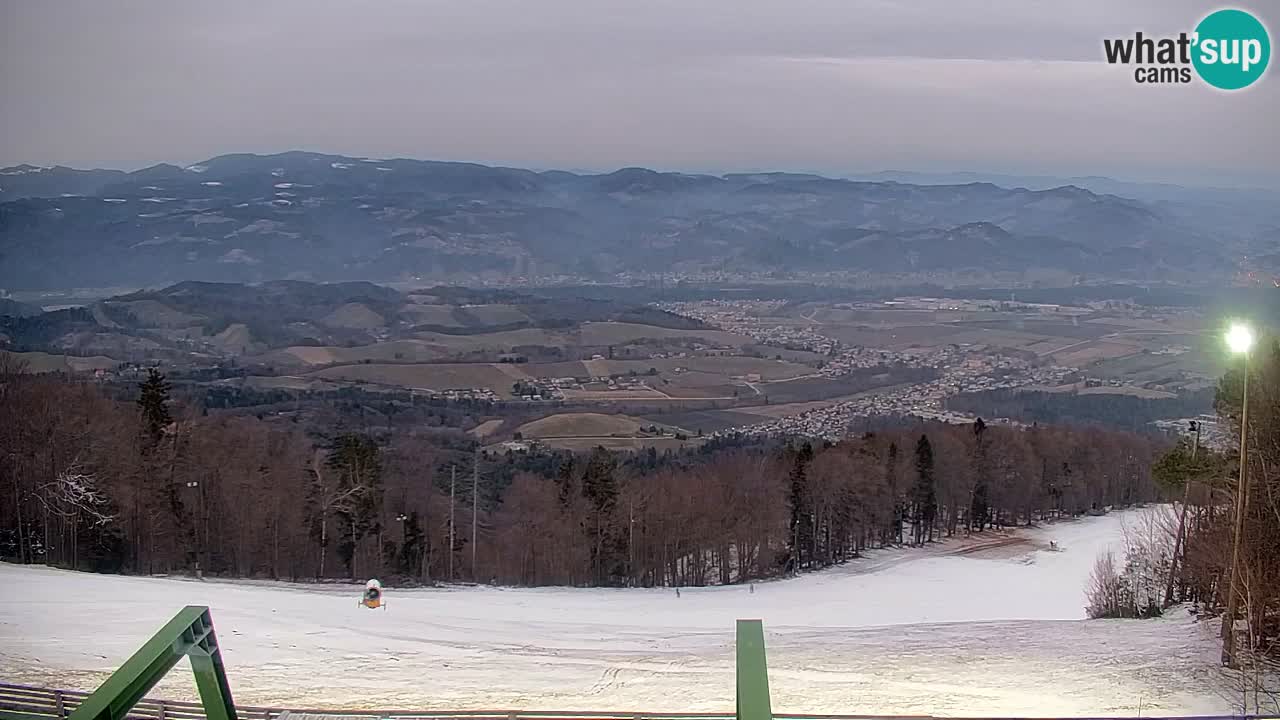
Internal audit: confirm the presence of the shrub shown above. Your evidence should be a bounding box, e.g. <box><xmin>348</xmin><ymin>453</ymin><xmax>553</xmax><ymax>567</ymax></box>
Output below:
<box><xmin>1086</xmin><ymin>509</ymin><xmax>1174</xmax><ymax>619</ymax></box>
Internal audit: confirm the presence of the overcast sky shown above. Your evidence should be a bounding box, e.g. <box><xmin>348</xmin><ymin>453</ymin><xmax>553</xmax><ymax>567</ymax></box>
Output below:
<box><xmin>2</xmin><ymin>0</ymin><xmax>1277</xmax><ymax>187</ymax></box>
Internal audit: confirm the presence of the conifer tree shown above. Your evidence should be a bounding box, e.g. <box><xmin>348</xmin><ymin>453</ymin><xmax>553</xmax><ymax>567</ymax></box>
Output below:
<box><xmin>913</xmin><ymin>434</ymin><xmax>938</xmax><ymax>545</ymax></box>
<box><xmin>137</xmin><ymin>368</ymin><xmax>172</xmax><ymax>449</ymax></box>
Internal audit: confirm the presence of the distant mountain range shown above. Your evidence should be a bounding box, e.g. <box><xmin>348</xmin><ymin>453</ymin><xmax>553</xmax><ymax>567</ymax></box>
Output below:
<box><xmin>2</xmin><ymin>152</ymin><xmax>1274</xmax><ymax>290</ymax></box>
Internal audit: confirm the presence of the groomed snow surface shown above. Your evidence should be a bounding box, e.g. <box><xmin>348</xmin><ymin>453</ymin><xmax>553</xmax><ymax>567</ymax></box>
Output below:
<box><xmin>0</xmin><ymin>511</ymin><xmax>1234</xmax><ymax>716</ymax></box>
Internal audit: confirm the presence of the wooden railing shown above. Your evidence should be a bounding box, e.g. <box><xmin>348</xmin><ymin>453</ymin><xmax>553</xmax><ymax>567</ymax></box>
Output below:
<box><xmin>3</xmin><ymin>682</ymin><xmax>1278</xmax><ymax>720</ymax></box>
<box><xmin>0</xmin><ymin>682</ymin><xmax>777</xmax><ymax>720</ymax></box>
<box><xmin>0</xmin><ymin>684</ymin><xmax>278</xmax><ymax>720</ymax></box>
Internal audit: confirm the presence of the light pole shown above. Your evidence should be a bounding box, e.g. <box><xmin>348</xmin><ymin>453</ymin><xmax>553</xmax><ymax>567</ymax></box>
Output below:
<box><xmin>1221</xmin><ymin>322</ymin><xmax>1253</xmax><ymax>667</ymax></box>
<box><xmin>185</xmin><ymin>481</ymin><xmax>204</xmax><ymax>579</ymax></box>
<box><xmin>395</xmin><ymin>512</ymin><xmax>409</xmax><ymax>575</ymax></box>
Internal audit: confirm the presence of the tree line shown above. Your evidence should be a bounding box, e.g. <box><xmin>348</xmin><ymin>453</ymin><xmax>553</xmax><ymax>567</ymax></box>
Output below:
<box><xmin>946</xmin><ymin>386</ymin><xmax>1215</xmax><ymax>432</ymax></box>
<box><xmin>1</xmin><ymin>354</ymin><xmax>1166</xmax><ymax>586</ymax></box>
<box><xmin>1143</xmin><ymin>335</ymin><xmax>1280</xmax><ymax>688</ymax></box>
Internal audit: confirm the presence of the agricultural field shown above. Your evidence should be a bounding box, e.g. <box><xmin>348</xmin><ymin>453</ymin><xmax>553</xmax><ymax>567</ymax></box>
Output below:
<box><xmin>468</xmin><ymin>419</ymin><xmax>505</xmax><ymax>438</ymax></box>
<box><xmin>261</xmin><ymin>318</ymin><xmax>748</xmax><ymax>369</ymax></box>
<box><xmin>321</xmin><ymin>303</ymin><xmax>386</xmax><ymax>330</ymax></box>
<box><xmin>640</xmin><ymin>409</ymin><xmax>772</xmax><ymax>434</ymax></box>
<box><xmin>455</xmin><ymin>304</ymin><xmax>531</xmax><ymax>326</ymax></box>
<box><xmin>230</xmin><ymin>375</ymin><xmax>345</xmax><ymax>392</ymax></box>
<box><xmin>1089</xmin><ymin>348</ymin><xmax>1222</xmax><ymax>385</ymax></box>
<box><xmin>1026</xmin><ymin>382</ymin><xmax>1178</xmax><ymax>400</ymax></box>
<box><xmin>822</xmin><ymin>323</ymin><xmax>970</xmax><ymax>350</ymax></box>
<box><xmin>586</xmin><ymin>356</ymin><xmax>813</xmax><ymax>381</ymax></box>
<box><xmin>518</xmin><ymin>412</ymin><xmax>659</xmax><ymax>438</ymax></box>
<box><xmin>513</xmin><ymin>412</ymin><xmax>696</xmax><ymax>451</ymax></box>
<box><xmin>757</xmin><ymin>301</ymin><xmax>1219</xmax><ymax>391</ymax></box>
<box><xmin>400</xmin><ymin>303</ymin><xmax>466</xmax><ymax>326</ymax></box>
<box><xmin>545</xmin><ymin>436</ymin><xmax>702</xmax><ymax>452</ymax></box>
<box><xmin>577</xmin><ymin>322</ymin><xmax>749</xmax><ymax>347</ymax></box>
<box><xmin>270</xmin><ymin>340</ymin><xmax>451</xmax><ymax>366</ymax></box>
<box><xmin>1</xmin><ymin>351</ymin><xmax>116</xmax><ymax>373</ymax></box>
<box><xmin>255</xmin><ymin>350</ymin><xmax>824</xmax><ymax>409</ymax></box>
<box><xmin>559</xmin><ymin>387</ymin><xmax>672</xmax><ymax>401</ymax></box>
<box><xmin>1049</xmin><ymin>341</ymin><xmax>1145</xmax><ymax>367</ymax></box>
<box><xmin>655</xmin><ymin>371</ymin><xmax>744</xmax><ymax>399</ymax></box>
<box><xmin>307</xmin><ymin>363</ymin><xmax>520</xmax><ymax>397</ymax></box>
<box><xmin>518</xmin><ymin>361</ymin><xmax>593</xmax><ymax>378</ymax></box>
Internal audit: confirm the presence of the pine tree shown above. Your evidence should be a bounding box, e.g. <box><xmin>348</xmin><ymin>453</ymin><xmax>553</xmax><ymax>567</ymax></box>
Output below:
<box><xmin>581</xmin><ymin>447</ymin><xmax>620</xmax><ymax>584</ymax></box>
<box><xmin>885</xmin><ymin>442</ymin><xmax>904</xmax><ymax>545</ymax></box>
<box><xmin>555</xmin><ymin>455</ymin><xmax>576</xmax><ymax>508</ymax></box>
<box><xmin>788</xmin><ymin>442</ymin><xmax>814</xmax><ymax>572</ymax></box>
<box><xmin>913</xmin><ymin>434</ymin><xmax>938</xmax><ymax>545</ymax></box>
<box><xmin>326</xmin><ymin>433</ymin><xmax>382</xmax><ymax>578</ymax></box>
<box><xmin>137</xmin><ymin>369</ymin><xmax>172</xmax><ymax>449</ymax></box>
<box><xmin>970</xmin><ymin>418</ymin><xmax>990</xmax><ymax>531</ymax></box>
<box><xmin>134</xmin><ymin>368</ymin><xmax>182</xmax><ymax>573</ymax></box>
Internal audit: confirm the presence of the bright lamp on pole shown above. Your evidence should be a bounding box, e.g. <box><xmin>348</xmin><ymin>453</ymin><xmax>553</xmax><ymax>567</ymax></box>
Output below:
<box><xmin>1220</xmin><ymin>319</ymin><xmax>1255</xmax><ymax>666</ymax></box>
<box><xmin>1226</xmin><ymin>323</ymin><xmax>1254</xmax><ymax>354</ymax></box>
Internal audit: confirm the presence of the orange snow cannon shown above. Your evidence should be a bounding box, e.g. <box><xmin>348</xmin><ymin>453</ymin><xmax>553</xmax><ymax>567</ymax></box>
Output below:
<box><xmin>359</xmin><ymin>579</ymin><xmax>386</xmax><ymax>610</ymax></box>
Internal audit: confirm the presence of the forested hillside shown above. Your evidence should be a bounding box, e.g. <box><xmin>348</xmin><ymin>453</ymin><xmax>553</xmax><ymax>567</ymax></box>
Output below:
<box><xmin>0</xmin><ymin>355</ymin><xmax>1165</xmax><ymax>586</ymax></box>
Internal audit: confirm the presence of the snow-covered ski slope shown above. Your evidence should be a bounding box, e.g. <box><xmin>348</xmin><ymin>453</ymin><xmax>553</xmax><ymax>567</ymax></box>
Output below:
<box><xmin>0</xmin><ymin>511</ymin><xmax>1232</xmax><ymax>716</ymax></box>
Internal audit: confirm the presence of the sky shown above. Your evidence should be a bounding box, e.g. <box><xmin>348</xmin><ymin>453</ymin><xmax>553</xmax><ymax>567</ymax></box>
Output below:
<box><xmin>1</xmin><ymin>0</ymin><xmax>1277</xmax><ymax>187</ymax></box>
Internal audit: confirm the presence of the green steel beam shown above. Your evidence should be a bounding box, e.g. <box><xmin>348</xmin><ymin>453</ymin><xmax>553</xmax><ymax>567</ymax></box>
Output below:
<box><xmin>68</xmin><ymin>606</ymin><xmax>236</xmax><ymax>720</ymax></box>
<box><xmin>735</xmin><ymin>619</ymin><xmax>772</xmax><ymax>720</ymax></box>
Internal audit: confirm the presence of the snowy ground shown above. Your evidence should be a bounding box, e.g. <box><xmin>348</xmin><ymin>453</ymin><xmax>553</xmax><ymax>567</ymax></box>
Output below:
<box><xmin>0</xmin><ymin>511</ymin><xmax>1236</xmax><ymax>716</ymax></box>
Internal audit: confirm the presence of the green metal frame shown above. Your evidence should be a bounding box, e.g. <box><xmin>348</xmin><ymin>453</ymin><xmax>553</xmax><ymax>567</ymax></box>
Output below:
<box><xmin>67</xmin><ymin>606</ymin><xmax>236</xmax><ymax>720</ymax></box>
<box><xmin>735</xmin><ymin>619</ymin><xmax>772</xmax><ymax>720</ymax></box>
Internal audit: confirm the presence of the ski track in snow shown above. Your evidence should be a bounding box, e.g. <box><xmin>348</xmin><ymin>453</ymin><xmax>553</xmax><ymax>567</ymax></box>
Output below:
<box><xmin>0</xmin><ymin>511</ymin><xmax>1235</xmax><ymax>716</ymax></box>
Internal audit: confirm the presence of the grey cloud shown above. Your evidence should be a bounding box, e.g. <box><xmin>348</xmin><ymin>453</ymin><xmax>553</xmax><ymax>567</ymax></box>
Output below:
<box><xmin>1</xmin><ymin>0</ymin><xmax>1276</xmax><ymax>186</ymax></box>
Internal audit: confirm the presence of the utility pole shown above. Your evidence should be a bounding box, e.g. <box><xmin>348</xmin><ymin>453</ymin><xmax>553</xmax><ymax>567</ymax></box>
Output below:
<box><xmin>449</xmin><ymin>465</ymin><xmax>456</xmax><ymax>581</ymax></box>
<box><xmin>185</xmin><ymin>480</ymin><xmax>204</xmax><ymax>579</ymax></box>
<box><xmin>471</xmin><ymin>450</ymin><xmax>479</xmax><ymax>581</ymax></box>
<box><xmin>1163</xmin><ymin>420</ymin><xmax>1200</xmax><ymax>607</ymax></box>
<box><xmin>1222</xmin><ymin>353</ymin><xmax>1251</xmax><ymax>668</ymax></box>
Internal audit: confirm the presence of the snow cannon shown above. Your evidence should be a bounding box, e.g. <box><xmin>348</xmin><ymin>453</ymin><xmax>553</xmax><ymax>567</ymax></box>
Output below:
<box><xmin>359</xmin><ymin>579</ymin><xmax>386</xmax><ymax>610</ymax></box>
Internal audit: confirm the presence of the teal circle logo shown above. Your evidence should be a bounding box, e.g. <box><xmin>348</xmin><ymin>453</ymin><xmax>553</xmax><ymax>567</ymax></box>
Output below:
<box><xmin>1192</xmin><ymin>9</ymin><xmax>1270</xmax><ymax>90</ymax></box>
